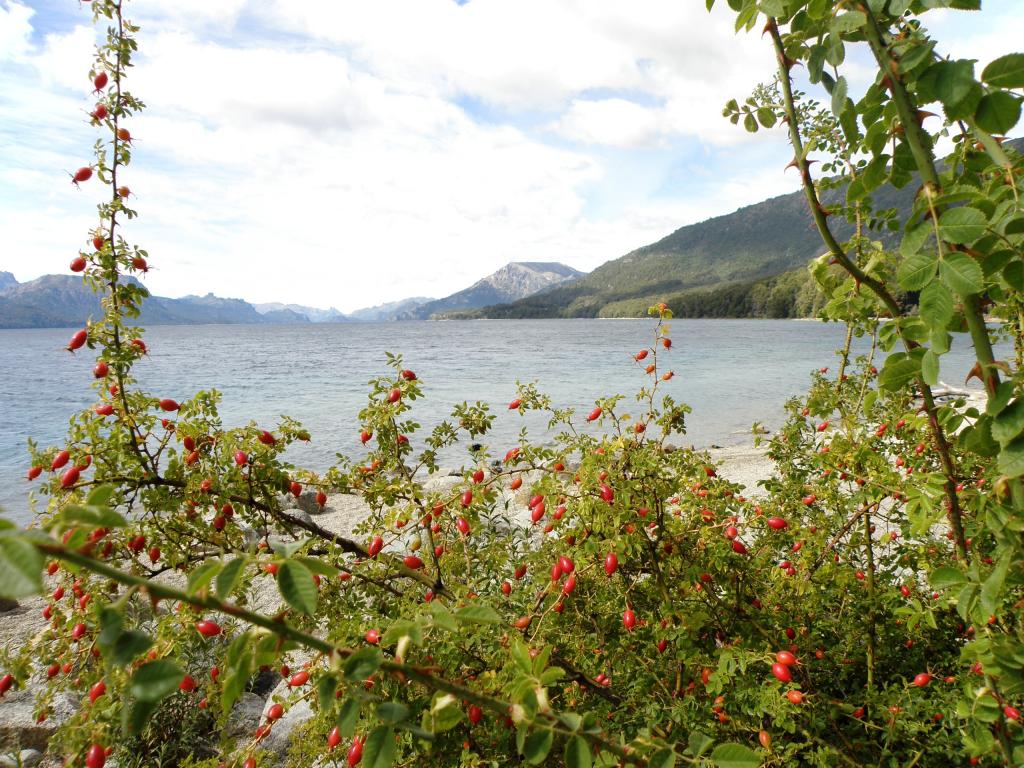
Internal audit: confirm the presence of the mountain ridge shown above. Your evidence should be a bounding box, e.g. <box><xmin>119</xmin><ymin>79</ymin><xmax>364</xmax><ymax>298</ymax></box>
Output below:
<box><xmin>407</xmin><ymin>261</ymin><xmax>585</xmax><ymax>319</ymax></box>
<box><xmin>465</xmin><ymin>138</ymin><xmax>1023</xmax><ymax>319</ymax></box>
<box><xmin>0</xmin><ymin>260</ymin><xmax>584</xmax><ymax>328</ymax></box>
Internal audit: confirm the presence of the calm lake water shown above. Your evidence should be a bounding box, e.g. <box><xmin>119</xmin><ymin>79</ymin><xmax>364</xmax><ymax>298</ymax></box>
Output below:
<box><xmin>0</xmin><ymin>319</ymin><xmax>997</xmax><ymax>522</ymax></box>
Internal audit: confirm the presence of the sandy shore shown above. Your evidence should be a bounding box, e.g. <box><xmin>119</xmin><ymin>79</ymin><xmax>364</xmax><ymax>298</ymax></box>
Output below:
<box><xmin>707</xmin><ymin>442</ymin><xmax>774</xmax><ymax>495</ymax></box>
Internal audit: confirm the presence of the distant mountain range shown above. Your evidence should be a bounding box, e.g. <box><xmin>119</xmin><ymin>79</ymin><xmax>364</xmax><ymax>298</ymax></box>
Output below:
<box><xmin>346</xmin><ymin>297</ymin><xmax>434</xmax><ymax>323</ymax></box>
<box><xmin>0</xmin><ymin>273</ymin><xmax>311</xmax><ymax>329</ymax></box>
<box><xmin>252</xmin><ymin>302</ymin><xmax>347</xmax><ymax>323</ymax></box>
<box><xmin>0</xmin><ymin>261</ymin><xmax>584</xmax><ymax>328</ymax></box>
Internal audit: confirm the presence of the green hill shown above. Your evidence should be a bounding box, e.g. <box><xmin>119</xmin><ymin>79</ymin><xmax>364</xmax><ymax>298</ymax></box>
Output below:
<box><xmin>468</xmin><ymin>169</ymin><xmax>917</xmax><ymax>319</ymax></box>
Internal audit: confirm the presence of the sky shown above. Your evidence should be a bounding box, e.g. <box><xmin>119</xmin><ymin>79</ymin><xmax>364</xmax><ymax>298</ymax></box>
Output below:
<box><xmin>0</xmin><ymin>1</ymin><xmax>1021</xmax><ymax>313</ymax></box>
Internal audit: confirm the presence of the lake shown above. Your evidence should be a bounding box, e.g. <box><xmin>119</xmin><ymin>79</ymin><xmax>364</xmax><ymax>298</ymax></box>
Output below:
<box><xmin>0</xmin><ymin>319</ymin><xmax>994</xmax><ymax>522</ymax></box>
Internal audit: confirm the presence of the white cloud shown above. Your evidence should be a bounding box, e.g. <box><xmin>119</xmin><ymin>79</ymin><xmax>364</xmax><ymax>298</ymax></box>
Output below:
<box><xmin>553</xmin><ymin>98</ymin><xmax>664</xmax><ymax>148</ymax></box>
<box><xmin>0</xmin><ymin>0</ymin><xmax>1016</xmax><ymax>311</ymax></box>
<box><xmin>0</xmin><ymin>0</ymin><xmax>33</xmax><ymax>61</ymax></box>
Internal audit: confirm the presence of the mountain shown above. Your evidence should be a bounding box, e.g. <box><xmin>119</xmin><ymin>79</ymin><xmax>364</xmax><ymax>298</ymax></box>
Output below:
<box><xmin>468</xmin><ymin>187</ymin><xmax>902</xmax><ymax>318</ymax></box>
<box><xmin>408</xmin><ymin>262</ymin><xmax>584</xmax><ymax>320</ymax></box>
<box><xmin>0</xmin><ymin>272</ymin><xmax>17</xmax><ymax>294</ymax></box>
<box><xmin>468</xmin><ymin>140</ymin><xmax>1024</xmax><ymax>319</ymax></box>
<box><xmin>348</xmin><ymin>297</ymin><xmax>434</xmax><ymax>323</ymax></box>
<box><xmin>253</xmin><ymin>302</ymin><xmax>349</xmax><ymax>323</ymax></box>
<box><xmin>0</xmin><ymin>275</ymin><xmax>310</xmax><ymax>329</ymax></box>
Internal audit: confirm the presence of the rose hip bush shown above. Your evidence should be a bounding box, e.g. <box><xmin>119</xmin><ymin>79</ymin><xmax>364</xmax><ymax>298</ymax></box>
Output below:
<box><xmin>1</xmin><ymin>0</ymin><xmax>1023</xmax><ymax>766</ymax></box>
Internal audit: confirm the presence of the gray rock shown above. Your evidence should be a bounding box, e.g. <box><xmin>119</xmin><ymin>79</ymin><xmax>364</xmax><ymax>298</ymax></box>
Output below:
<box><xmin>227</xmin><ymin>692</ymin><xmax>266</xmax><ymax>740</ymax></box>
<box><xmin>285</xmin><ymin>510</ymin><xmax>314</xmax><ymax>527</ymax></box>
<box><xmin>423</xmin><ymin>475</ymin><xmax>462</xmax><ymax>494</ymax></box>
<box><xmin>0</xmin><ymin>749</ymin><xmax>43</xmax><ymax>768</ymax></box>
<box><xmin>293</xmin><ymin>491</ymin><xmax>331</xmax><ymax>516</ymax></box>
<box><xmin>241</xmin><ymin>525</ymin><xmax>263</xmax><ymax>549</ymax></box>
<box><xmin>0</xmin><ymin>689</ymin><xmax>77</xmax><ymax>752</ymax></box>
<box><xmin>0</xmin><ymin>599</ymin><xmax>18</xmax><ymax>613</ymax></box>
<box><xmin>259</xmin><ymin>680</ymin><xmax>314</xmax><ymax>757</ymax></box>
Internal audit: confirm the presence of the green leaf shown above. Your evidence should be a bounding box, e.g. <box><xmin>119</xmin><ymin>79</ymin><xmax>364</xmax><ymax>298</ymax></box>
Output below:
<box><xmin>980</xmin><ymin>551</ymin><xmax>1012</xmax><ymax>616</ymax></box>
<box><xmin>961</xmin><ymin>415</ymin><xmax>999</xmax><ymax>458</ymax></box>
<box><xmin>992</xmin><ymin>399</ymin><xmax>1024</xmax><ymax>445</ymax></box>
<box><xmin>688</xmin><ymin>731</ymin><xmax>715</xmax><ymax>757</ymax></box>
<box><xmin>524</xmin><ymin>729</ymin><xmax>554</xmax><ymax>765</ymax></box>
<box><xmin>111</xmin><ymin>629</ymin><xmax>153</xmax><ymax>667</ymax></box>
<box><xmin>743</xmin><ymin>113</ymin><xmax>757</xmax><ymax>133</ymax></box>
<box><xmin>982</xmin><ymin>54</ymin><xmax>1024</xmax><ymax>88</ymax></box>
<box><xmin>975</xmin><ymin>92</ymin><xmax>1022</xmax><ymax>135</ymax></box>
<box><xmin>215</xmin><ymin>556</ymin><xmax>246</xmax><ymax>600</ymax></box>
<box><xmin>755</xmin><ymin>107</ymin><xmax>776</xmax><ymax>128</ymax></box>
<box><xmin>711</xmin><ymin>743</ymin><xmax>761</xmax><ymax>768</ymax></box>
<box><xmin>924</xmin><ymin>60</ymin><xmax>977</xmax><ymax>109</ymax></box>
<box><xmin>316</xmin><ymin>674</ymin><xmax>338</xmax><ymax>713</ymax></box>
<box><xmin>429</xmin><ymin>603</ymin><xmax>458</xmax><ymax>632</ymax></box>
<box><xmin>362</xmin><ymin>726</ymin><xmax>397</xmax><ymax>768</ymax></box>
<box><xmin>510</xmin><ymin>640</ymin><xmax>533</xmax><ymax>673</ymax></box>
<box><xmin>377</xmin><ymin>701</ymin><xmax>409</xmax><ymax>724</ymax></box>
<box><xmin>897</xmin><ymin>251</ymin><xmax>938</xmax><ymax>291</ymax></box>
<box><xmin>831</xmin><ymin>76</ymin><xmax>848</xmax><ymax>117</ymax></box>
<box><xmin>0</xmin><ymin>534</ymin><xmax>42</xmax><ymax>599</ymax></box>
<box><xmin>940</xmin><ymin>252</ymin><xmax>985</xmax><ymax>294</ymax></box>
<box><xmin>997</xmin><ymin>435</ymin><xmax>1024</xmax><ymax>476</ymax></box>
<box><xmin>86</xmin><ymin>485</ymin><xmax>116</xmax><ymax>507</ymax></box>
<box><xmin>862</xmin><ymin>154</ymin><xmax>890</xmax><ymax>192</ymax></box>
<box><xmin>939</xmin><ymin>207</ymin><xmax>987</xmax><ymax>245</ymax></box>
<box><xmin>95</xmin><ymin>610</ymin><xmax>150</xmax><ymax>671</ymax></box>
<box><xmin>559</xmin><ymin>712</ymin><xmax>583</xmax><ymax>731</ymax></box>
<box><xmin>220</xmin><ymin>633</ymin><xmax>256</xmax><ymax>714</ymax></box>
<box><xmin>336</xmin><ymin>698</ymin><xmax>361</xmax><ymax>738</ymax></box>
<box><xmin>186</xmin><ymin>560</ymin><xmax>221</xmax><ymax>595</ymax></box>
<box><xmin>807</xmin><ymin>0</ymin><xmax>830</xmax><ymax>18</ymax></box>
<box><xmin>295</xmin><ymin>556</ymin><xmax>340</xmax><ymax>579</ymax></box>
<box><xmin>878</xmin><ymin>353</ymin><xmax>921</xmax><ymax>392</ymax></box>
<box><xmin>987</xmin><ymin>381</ymin><xmax>1015</xmax><ymax>416</ymax></box>
<box><xmin>930</xmin><ymin>566</ymin><xmax>968</xmax><ymax>590</ymax></box>
<box><xmin>344</xmin><ymin>647</ymin><xmax>383</xmax><ymax>681</ymax></box>
<box><xmin>1003</xmin><ymin>261</ymin><xmax>1024</xmax><ymax>291</ymax></box>
<box><xmin>900</xmin><ymin>221</ymin><xmax>932</xmax><ymax>258</ymax></box>
<box><xmin>277</xmin><ymin>559</ymin><xmax>318</xmax><ymax>614</ymax></box>
<box><xmin>129</xmin><ymin>660</ymin><xmax>183</xmax><ymax>703</ymax></box>
<box><xmin>429</xmin><ymin>693</ymin><xmax>463</xmax><ymax>732</ymax></box>
<box><xmin>381</xmin><ymin>619</ymin><xmax>421</xmax><ymax>647</ymax></box>
<box><xmin>919</xmin><ymin>281</ymin><xmax>954</xmax><ymax>330</ymax></box>
<box><xmin>59</xmin><ymin>504</ymin><xmax>127</xmax><ymax>530</ymax></box>
<box><xmin>831</xmin><ymin>10</ymin><xmax>866</xmax><ymax>33</ymax></box>
<box><xmin>824</xmin><ymin>33</ymin><xmax>845</xmax><ymax>66</ymax></box>
<box><xmin>565</xmin><ymin>736</ymin><xmax>593</xmax><ymax>768</ymax></box>
<box><xmin>124</xmin><ymin>700</ymin><xmax>158</xmax><ymax>735</ymax></box>
<box><xmin>898</xmin><ymin>40</ymin><xmax>936</xmax><ymax>74</ymax></box>
<box><xmin>455</xmin><ymin>604</ymin><xmax>502</xmax><ymax>624</ymax></box>
<box><xmin>921</xmin><ymin>349</ymin><xmax>940</xmax><ymax>386</ymax></box>
<box><xmin>650</xmin><ymin>748</ymin><xmax>678</xmax><ymax>768</ymax></box>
